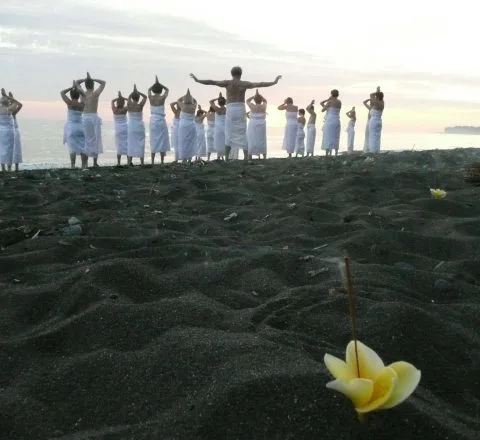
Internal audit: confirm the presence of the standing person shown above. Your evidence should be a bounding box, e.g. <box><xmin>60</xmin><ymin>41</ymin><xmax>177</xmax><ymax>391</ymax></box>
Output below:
<box><xmin>176</xmin><ymin>89</ymin><xmax>197</xmax><ymax>162</ymax></box>
<box><xmin>75</xmin><ymin>72</ymin><xmax>106</xmax><ymax>167</ymax></box>
<box><xmin>148</xmin><ymin>75</ymin><xmax>170</xmax><ymax>164</ymax></box>
<box><xmin>278</xmin><ymin>97</ymin><xmax>298</xmax><ymax>159</ymax></box>
<box><xmin>364</xmin><ymin>87</ymin><xmax>384</xmax><ymax>153</ymax></box>
<box><xmin>194</xmin><ymin>106</ymin><xmax>207</xmax><ymax>161</ymax></box>
<box><xmin>170</xmin><ymin>102</ymin><xmax>181</xmax><ymax>161</ymax></box>
<box><xmin>346</xmin><ymin>106</ymin><xmax>356</xmax><ymax>153</ymax></box>
<box><xmin>111</xmin><ymin>91</ymin><xmax>128</xmax><ymax>165</ymax></box>
<box><xmin>0</xmin><ymin>89</ymin><xmax>17</xmax><ymax>172</ymax></box>
<box><xmin>206</xmin><ymin>106</ymin><xmax>216</xmax><ymax>160</ymax></box>
<box><xmin>190</xmin><ymin>66</ymin><xmax>281</xmax><ymax>160</ymax></box>
<box><xmin>209</xmin><ymin>93</ymin><xmax>226</xmax><ymax>160</ymax></box>
<box><xmin>320</xmin><ymin>89</ymin><xmax>341</xmax><ymax>156</ymax></box>
<box><xmin>305</xmin><ymin>100</ymin><xmax>316</xmax><ymax>157</ymax></box>
<box><xmin>363</xmin><ymin>87</ymin><xmax>378</xmax><ymax>153</ymax></box>
<box><xmin>127</xmin><ymin>84</ymin><xmax>147</xmax><ymax>165</ymax></box>
<box><xmin>295</xmin><ymin>109</ymin><xmax>306</xmax><ymax>157</ymax></box>
<box><xmin>246</xmin><ymin>89</ymin><xmax>267</xmax><ymax>159</ymax></box>
<box><xmin>61</xmin><ymin>81</ymin><xmax>86</xmax><ymax>168</ymax></box>
<box><xmin>8</xmin><ymin>91</ymin><xmax>23</xmax><ymax>171</ymax></box>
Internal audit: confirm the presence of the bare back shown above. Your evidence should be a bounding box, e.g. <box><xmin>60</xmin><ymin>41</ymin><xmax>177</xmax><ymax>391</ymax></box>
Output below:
<box><xmin>0</xmin><ymin>105</ymin><xmax>11</xmax><ymax>116</ymax></box>
<box><xmin>69</xmin><ymin>100</ymin><xmax>85</xmax><ymax>112</ymax></box>
<box><xmin>225</xmin><ymin>80</ymin><xmax>252</xmax><ymax>103</ymax></box>
<box><xmin>149</xmin><ymin>92</ymin><xmax>168</xmax><ymax>107</ymax></box>
<box><xmin>179</xmin><ymin>101</ymin><xmax>197</xmax><ymax>114</ymax></box>
<box><xmin>127</xmin><ymin>101</ymin><xmax>144</xmax><ymax>113</ymax></box>
<box><xmin>373</xmin><ymin>100</ymin><xmax>384</xmax><ymax>111</ymax></box>
<box><xmin>281</xmin><ymin>104</ymin><xmax>298</xmax><ymax>113</ymax></box>
<box><xmin>112</xmin><ymin>106</ymin><xmax>127</xmax><ymax>116</ymax></box>
<box><xmin>84</xmin><ymin>90</ymin><xmax>101</xmax><ymax>113</ymax></box>
<box><xmin>328</xmin><ymin>98</ymin><xmax>342</xmax><ymax>109</ymax></box>
<box><xmin>298</xmin><ymin>116</ymin><xmax>306</xmax><ymax>126</ymax></box>
<box><xmin>212</xmin><ymin>104</ymin><xmax>226</xmax><ymax>115</ymax></box>
<box><xmin>248</xmin><ymin>103</ymin><xmax>266</xmax><ymax>114</ymax></box>
<box><xmin>307</xmin><ymin>110</ymin><xmax>316</xmax><ymax>125</ymax></box>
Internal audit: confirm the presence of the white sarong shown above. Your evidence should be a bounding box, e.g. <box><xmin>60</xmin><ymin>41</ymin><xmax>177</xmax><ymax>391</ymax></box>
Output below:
<box><xmin>214</xmin><ymin>113</ymin><xmax>226</xmax><ymax>156</ymax></box>
<box><xmin>64</xmin><ymin>109</ymin><xmax>85</xmax><ymax>155</ymax></box>
<box><xmin>346</xmin><ymin>119</ymin><xmax>355</xmax><ymax>152</ymax></box>
<box><xmin>127</xmin><ymin>112</ymin><xmax>145</xmax><ymax>158</ymax></box>
<box><xmin>82</xmin><ymin>113</ymin><xmax>103</xmax><ymax>157</ymax></box>
<box><xmin>363</xmin><ymin>110</ymin><xmax>370</xmax><ymax>153</ymax></box>
<box><xmin>150</xmin><ymin>105</ymin><xmax>170</xmax><ymax>154</ymax></box>
<box><xmin>295</xmin><ymin>123</ymin><xmax>305</xmax><ymax>155</ymax></box>
<box><xmin>225</xmin><ymin>102</ymin><xmax>247</xmax><ymax>159</ymax></box>
<box><xmin>13</xmin><ymin>119</ymin><xmax>23</xmax><ymax>164</ymax></box>
<box><xmin>0</xmin><ymin>115</ymin><xmax>15</xmax><ymax>165</ymax></box>
<box><xmin>114</xmin><ymin>114</ymin><xmax>128</xmax><ymax>155</ymax></box>
<box><xmin>206</xmin><ymin>120</ymin><xmax>215</xmax><ymax>153</ymax></box>
<box><xmin>282</xmin><ymin>111</ymin><xmax>297</xmax><ymax>154</ymax></box>
<box><xmin>195</xmin><ymin>122</ymin><xmax>207</xmax><ymax>157</ymax></box>
<box><xmin>171</xmin><ymin>118</ymin><xmax>179</xmax><ymax>160</ymax></box>
<box><xmin>367</xmin><ymin>109</ymin><xmax>382</xmax><ymax>153</ymax></box>
<box><xmin>247</xmin><ymin>112</ymin><xmax>267</xmax><ymax>156</ymax></box>
<box><xmin>321</xmin><ymin>107</ymin><xmax>340</xmax><ymax>151</ymax></box>
<box><xmin>306</xmin><ymin>124</ymin><xmax>316</xmax><ymax>154</ymax></box>
<box><xmin>177</xmin><ymin>112</ymin><xmax>196</xmax><ymax>160</ymax></box>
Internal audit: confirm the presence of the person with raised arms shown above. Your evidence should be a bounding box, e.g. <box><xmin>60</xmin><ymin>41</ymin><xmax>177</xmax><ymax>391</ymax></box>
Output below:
<box><xmin>111</xmin><ymin>91</ymin><xmax>128</xmax><ymax>165</ymax></box>
<box><xmin>126</xmin><ymin>84</ymin><xmax>147</xmax><ymax>166</ymax></box>
<box><xmin>148</xmin><ymin>75</ymin><xmax>170</xmax><ymax>165</ymax></box>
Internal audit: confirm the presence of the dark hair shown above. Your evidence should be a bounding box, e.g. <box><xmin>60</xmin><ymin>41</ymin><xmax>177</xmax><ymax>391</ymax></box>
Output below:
<box><xmin>151</xmin><ymin>82</ymin><xmax>163</xmax><ymax>94</ymax></box>
<box><xmin>196</xmin><ymin>109</ymin><xmax>204</xmax><ymax>117</ymax></box>
<box><xmin>254</xmin><ymin>95</ymin><xmax>263</xmax><ymax>104</ymax></box>
<box><xmin>375</xmin><ymin>91</ymin><xmax>384</xmax><ymax>101</ymax></box>
<box><xmin>331</xmin><ymin>89</ymin><xmax>339</xmax><ymax>98</ymax></box>
<box><xmin>131</xmin><ymin>91</ymin><xmax>140</xmax><ymax>102</ymax></box>
<box><xmin>85</xmin><ymin>78</ymin><xmax>94</xmax><ymax>90</ymax></box>
<box><xmin>218</xmin><ymin>96</ymin><xmax>226</xmax><ymax>106</ymax></box>
<box><xmin>117</xmin><ymin>97</ymin><xmax>126</xmax><ymax>108</ymax></box>
<box><xmin>231</xmin><ymin>66</ymin><xmax>242</xmax><ymax>78</ymax></box>
<box><xmin>299</xmin><ymin>109</ymin><xmax>305</xmax><ymax>115</ymax></box>
<box><xmin>70</xmin><ymin>89</ymin><xmax>80</xmax><ymax>100</ymax></box>
<box><xmin>285</xmin><ymin>97</ymin><xmax>293</xmax><ymax>104</ymax></box>
<box><xmin>209</xmin><ymin>105</ymin><xmax>215</xmax><ymax>112</ymax></box>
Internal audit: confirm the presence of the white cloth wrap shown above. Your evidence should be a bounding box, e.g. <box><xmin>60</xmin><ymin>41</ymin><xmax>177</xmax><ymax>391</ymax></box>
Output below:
<box><xmin>206</xmin><ymin>120</ymin><xmax>215</xmax><ymax>153</ymax></box>
<box><xmin>195</xmin><ymin>122</ymin><xmax>207</xmax><ymax>157</ymax></box>
<box><xmin>214</xmin><ymin>113</ymin><xmax>226</xmax><ymax>155</ymax></box>
<box><xmin>225</xmin><ymin>102</ymin><xmax>246</xmax><ymax>159</ymax></box>
<box><xmin>150</xmin><ymin>105</ymin><xmax>170</xmax><ymax>153</ymax></box>
<box><xmin>321</xmin><ymin>107</ymin><xmax>340</xmax><ymax>150</ymax></box>
<box><xmin>363</xmin><ymin>110</ymin><xmax>371</xmax><ymax>153</ymax></box>
<box><xmin>64</xmin><ymin>109</ymin><xmax>85</xmax><ymax>155</ymax></box>
<box><xmin>346</xmin><ymin>119</ymin><xmax>355</xmax><ymax>152</ymax></box>
<box><xmin>247</xmin><ymin>112</ymin><xmax>267</xmax><ymax>156</ymax></box>
<box><xmin>177</xmin><ymin>112</ymin><xmax>196</xmax><ymax>160</ymax></box>
<box><xmin>12</xmin><ymin>119</ymin><xmax>22</xmax><ymax>163</ymax></box>
<box><xmin>282</xmin><ymin>111</ymin><xmax>297</xmax><ymax>154</ymax></box>
<box><xmin>367</xmin><ymin>109</ymin><xmax>382</xmax><ymax>153</ymax></box>
<box><xmin>306</xmin><ymin>124</ymin><xmax>316</xmax><ymax>154</ymax></box>
<box><xmin>114</xmin><ymin>114</ymin><xmax>128</xmax><ymax>155</ymax></box>
<box><xmin>127</xmin><ymin>112</ymin><xmax>145</xmax><ymax>158</ymax></box>
<box><xmin>82</xmin><ymin>113</ymin><xmax>103</xmax><ymax>157</ymax></box>
<box><xmin>295</xmin><ymin>123</ymin><xmax>305</xmax><ymax>155</ymax></box>
<box><xmin>171</xmin><ymin>118</ymin><xmax>179</xmax><ymax>159</ymax></box>
<box><xmin>0</xmin><ymin>114</ymin><xmax>15</xmax><ymax>164</ymax></box>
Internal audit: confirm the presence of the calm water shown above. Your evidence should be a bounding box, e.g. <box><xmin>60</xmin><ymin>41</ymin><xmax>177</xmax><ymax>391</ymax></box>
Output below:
<box><xmin>14</xmin><ymin>118</ymin><xmax>480</xmax><ymax>170</ymax></box>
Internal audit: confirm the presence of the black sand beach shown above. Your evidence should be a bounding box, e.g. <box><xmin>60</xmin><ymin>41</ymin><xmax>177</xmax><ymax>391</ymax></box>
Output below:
<box><xmin>1</xmin><ymin>149</ymin><xmax>480</xmax><ymax>439</ymax></box>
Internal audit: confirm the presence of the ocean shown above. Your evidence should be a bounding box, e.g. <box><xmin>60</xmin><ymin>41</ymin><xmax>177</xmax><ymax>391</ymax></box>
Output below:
<box><xmin>12</xmin><ymin>118</ymin><xmax>480</xmax><ymax>170</ymax></box>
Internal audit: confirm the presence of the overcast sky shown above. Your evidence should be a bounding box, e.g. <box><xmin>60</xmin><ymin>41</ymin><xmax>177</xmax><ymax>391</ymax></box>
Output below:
<box><xmin>1</xmin><ymin>0</ymin><xmax>479</xmax><ymax>129</ymax></box>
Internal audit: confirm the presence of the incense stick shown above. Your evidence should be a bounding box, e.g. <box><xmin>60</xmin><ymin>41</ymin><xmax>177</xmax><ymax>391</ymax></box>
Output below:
<box><xmin>344</xmin><ymin>256</ymin><xmax>360</xmax><ymax>378</ymax></box>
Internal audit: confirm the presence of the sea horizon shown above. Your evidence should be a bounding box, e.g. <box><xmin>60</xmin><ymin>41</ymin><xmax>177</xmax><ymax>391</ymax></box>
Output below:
<box><xmin>10</xmin><ymin>117</ymin><xmax>480</xmax><ymax>170</ymax></box>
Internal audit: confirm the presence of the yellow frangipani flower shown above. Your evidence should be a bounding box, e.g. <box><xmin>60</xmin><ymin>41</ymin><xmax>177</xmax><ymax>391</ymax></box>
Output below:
<box><xmin>430</xmin><ymin>188</ymin><xmax>447</xmax><ymax>199</ymax></box>
<box><xmin>324</xmin><ymin>340</ymin><xmax>421</xmax><ymax>414</ymax></box>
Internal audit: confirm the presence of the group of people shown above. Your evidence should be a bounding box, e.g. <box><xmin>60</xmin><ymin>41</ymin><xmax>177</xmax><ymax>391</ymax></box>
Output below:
<box><xmin>0</xmin><ymin>66</ymin><xmax>385</xmax><ymax>171</ymax></box>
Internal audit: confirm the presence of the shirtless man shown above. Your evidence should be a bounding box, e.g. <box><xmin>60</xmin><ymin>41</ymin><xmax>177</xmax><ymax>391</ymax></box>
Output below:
<box><xmin>320</xmin><ymin>90</ymin><xmax>342</xmax><ymax>156</ymax></box>
<box><xmin>305</xmin><ymin>100</ymin><xmax>316</xmax><ymax>157</ymax></box>
<box><xmin>0</xmin><ymin>89</ymin><xmax>20</xmax><ymax>172</ymax></box>
<box><xmin>190</xmin><ymin>66</ymin><xmax>281</xmax><ymax>160</ymax></box>
<box><xmin>127</xmin><ymin>85</ymin><xmax>147</xmax><ymax>165</ymax></box>
<box><xmin>148</xmin><ymin>75</ymin><xmax>170</xmax><ymax>164</ymax></box>
<box><xmin>61</xmin><ymin>81</ymin><xmax>86</xmax><ymax>168</ymax></box>
<box><xmin>75</xmin><ymin>72</ymin><xmax>106</xmax><ymax>167</ymax></box>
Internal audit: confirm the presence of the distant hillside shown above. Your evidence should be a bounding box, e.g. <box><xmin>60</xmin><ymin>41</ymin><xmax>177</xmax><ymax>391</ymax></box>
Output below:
<box><xmin>444</xmin><ymin>126</ymin><xmax>480</xmax><ymax>134</ymax></box>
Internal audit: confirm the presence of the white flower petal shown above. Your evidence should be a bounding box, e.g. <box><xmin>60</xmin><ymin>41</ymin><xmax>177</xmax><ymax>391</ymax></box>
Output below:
<box><xmin>324</xmin><ymin>353</ymin><xmax>354</xmax><ymax>381</ymax></box>
<box><xmin>380</xmin><ymin>361</ymin><xmax>421</xmax><ymax>409</ymax></box>
<box><xmin>326</xmin><ymin>378</ymin><xmax>374</xmax><ymax>408</ymax></box>
<box><xmin>346</xmin><ymin>340</ymin><xmax>385</xmax><ymax>381</ymax></box>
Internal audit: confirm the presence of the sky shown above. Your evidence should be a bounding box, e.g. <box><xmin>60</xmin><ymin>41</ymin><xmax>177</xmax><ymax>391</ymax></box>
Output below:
<box><xmin>1</xmin><ymin>0</ymin><xmax>479</xmax><ymax>130</ymax></box>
